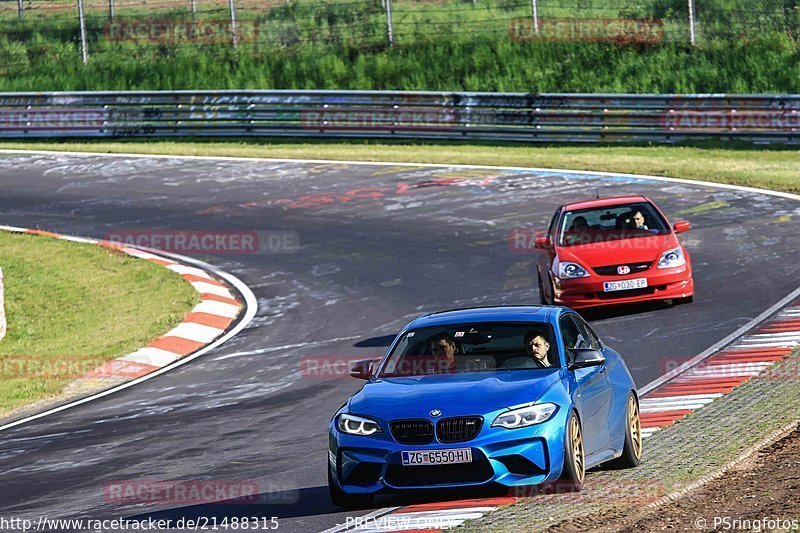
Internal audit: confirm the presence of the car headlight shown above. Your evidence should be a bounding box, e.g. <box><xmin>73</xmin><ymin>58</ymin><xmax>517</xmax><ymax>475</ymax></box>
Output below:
<box><xmin>558</xmin><ymin>261</ymin><xmax>590</xmax><ymax>279</ymax></box>
<box><xmin>657</xmin><ymin>247</ymin><xmax>686</xmax><ymax>269</ymax></box>
<box><xmin>491</xmin><ymin>403</ymin><xmax>558</xmax><ymax>429</ymax></box>
<box><xmin>337</xmin><ymin>414</ymin><xmax>382</xmax><ymax>436</ymax></box>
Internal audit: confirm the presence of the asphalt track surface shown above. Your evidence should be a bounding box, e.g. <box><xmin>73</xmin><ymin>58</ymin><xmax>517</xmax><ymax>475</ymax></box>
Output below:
<box><xmin>0</xmin><ymin>152</ymin><xmax>798</xmax><ymax>532</ymax></box>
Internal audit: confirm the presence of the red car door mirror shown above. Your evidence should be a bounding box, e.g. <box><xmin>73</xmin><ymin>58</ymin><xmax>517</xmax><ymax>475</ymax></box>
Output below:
<box><xmin>673</xmin><ymin>221</ymin><xmax>691</xmax><ymax>234</ymax></box>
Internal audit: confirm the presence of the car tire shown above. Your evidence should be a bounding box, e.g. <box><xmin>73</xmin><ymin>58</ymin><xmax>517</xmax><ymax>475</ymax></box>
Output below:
<box><xmin>557</xmin><ymin>411</ymin><xmax>585</xmax><ymax>492</ymax></box>
<box><xmin>328</xmin><ymin>466</ymin><xmax>374</xmax><ymax>509</ymax></box>
<box><xmin>537</xmin><ymin>270</ymin><xmax>548</xmax><ymax>305</ymax></box>
<box><xmin>608</xmin><ymin>392</ymin><xmax>643</xmax><ymax>469</ymax></box>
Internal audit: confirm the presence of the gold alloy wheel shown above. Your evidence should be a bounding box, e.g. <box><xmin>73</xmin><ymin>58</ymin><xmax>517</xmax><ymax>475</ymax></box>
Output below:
<box><xmin>629</xmin><ymin>395</ymin><xmax>643</xmax><ymax>460</ymax></box>
<box><xmin>571</xmin><ymin>415</ymin><xmax>585</xmax><ymax>483</ymax></box>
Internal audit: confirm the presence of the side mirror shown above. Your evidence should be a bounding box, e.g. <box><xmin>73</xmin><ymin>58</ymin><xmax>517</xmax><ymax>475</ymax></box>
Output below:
<box><xmin>534</xmin><ymin>237</ymin><xmax>552</xmax><ymax>249</ymax></box>
<box><xmin>350</xmin><ymin>359</ymin><xmax>380</xmax><ymax>380</ymax></box>
<box><xmin>673</xmin><ymin>221</ymin><xmax>691</xmax><ymax>234</ymax></box>
<box><xmin>569</xmin><ymin>348</ymin><xmax>606</xmax><ymax>370</ymax></box>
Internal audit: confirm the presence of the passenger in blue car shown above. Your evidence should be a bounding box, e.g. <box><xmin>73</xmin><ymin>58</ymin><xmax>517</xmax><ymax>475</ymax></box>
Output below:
<box><xmin>525</xmin><ymin>331</ymin><xmax>552</xmax><ymax>368</ymax></box>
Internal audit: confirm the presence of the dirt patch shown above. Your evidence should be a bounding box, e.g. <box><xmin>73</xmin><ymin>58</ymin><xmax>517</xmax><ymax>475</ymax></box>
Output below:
<box><xmin>553</xmin><ymin>427</ymin><xmax>800</xmax><ymax>532</ymax></box>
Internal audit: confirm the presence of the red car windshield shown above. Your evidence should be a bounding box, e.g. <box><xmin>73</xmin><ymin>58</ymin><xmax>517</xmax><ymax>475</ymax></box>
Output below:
<box><xmin>558</xmin><ymin>202</ymin><xmax>669</xmax><ymax>246</ymax></box>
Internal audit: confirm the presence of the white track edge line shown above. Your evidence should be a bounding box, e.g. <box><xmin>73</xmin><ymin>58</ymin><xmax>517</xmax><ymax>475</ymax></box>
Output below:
<box><xmin>2</xmin><ymin>148</ymin><xmax>799</xmax><ymax>531</ymax></box>
<box><xmin>638</xmin><ymin>286</ymin><xmax>800</xmax><ymax>397</ymax></box>
<box><xmin>0</xmin><ymin>148</ymin><xmax>798</xmax><ymax>203</ymax></box>
<box><xmin>0</xmin><ymin>240</ymin><xmax>258</xmax><ymax>433</ymax></box>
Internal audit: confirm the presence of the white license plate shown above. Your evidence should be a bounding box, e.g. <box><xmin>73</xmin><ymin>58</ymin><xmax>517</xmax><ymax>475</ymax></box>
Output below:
<box><xmin>401</xmin><ymin>448</ymin><xmax>472</xmax><ymax>466</ymax></box>
<box><xmin>603</xmin><ymin>278</ymin><xmax>648</xmax><ymax>292</ymax></box>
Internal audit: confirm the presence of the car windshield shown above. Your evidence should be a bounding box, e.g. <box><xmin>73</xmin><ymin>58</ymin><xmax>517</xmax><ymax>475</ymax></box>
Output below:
<box><xmin>378</xmin><ymin>322</ymin><xmax>558</xmax><ymax>377</ymax></box>
<box><xmin>558</xmin><ymin>202</ymin><xmax>669</xmax><ymax>246</ymax></box>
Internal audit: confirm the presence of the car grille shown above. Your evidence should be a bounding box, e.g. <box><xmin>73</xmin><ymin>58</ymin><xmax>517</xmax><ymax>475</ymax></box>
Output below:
<box><xmin>385</xmin><ymin>458</ymin><xmax>493</xmax><ymax>487</ymax></box>
<box><xmin>436</xmin><ymin>416</ymin><xmax>483</xmax><ymax>443</ymax></box>
<box><xmin>390</xmin><ymin>420</ymin><xmax>434</xmax><ymax>445</ymax></box>
<box><xmin>593</xmin><ymin>261</ymin><xmax>652</xmax><ymax>276</ymax></box>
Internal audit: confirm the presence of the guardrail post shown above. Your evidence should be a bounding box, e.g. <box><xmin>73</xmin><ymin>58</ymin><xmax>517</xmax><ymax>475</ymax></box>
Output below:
<box><xmin>191</xmin><ymin>0</ymin><xmax>196</xmax><ymax>18</ymax></box>
<box><xmin>108</xmin><ymin>0</ymin><xmax>115</xmax><ymax>20</ymax></box>
<box><xmin>229</xmin><ymin>0</ymin><xmax>238</xmax><ymax>48</ymax></box>
<box><xmin>385</xmin><ymin>0</ymin><xmax>394</xmax><ymax>46</ymax></box>
<box><xmin>530</xmin><ymin>0</ymin><xmax>539</xmax><ymax>34</ymax></box>
<box><xmin>687</xmin><ymin>0</ymin><xmax>696</xmax><ymax>45</ymax></box>
<box><xmin>78</xmin><ymin>0</ymin><xmax>89</xmax><ymax>64</ymax></box>
<box><xmin>17</xmin><ymin>0</ymin><xmax>23</xmax><ymax>19</ymax></box>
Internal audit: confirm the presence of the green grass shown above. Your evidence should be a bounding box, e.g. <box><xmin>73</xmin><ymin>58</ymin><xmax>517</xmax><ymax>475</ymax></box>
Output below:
<box><xmin>0</xmin><ymin>231</ymin><xmax>198</xmax><ymax>416</ymax></box>
<box><xmin>2</xmin><ymin>139</ymin><xmax>798</xmax><ymax>194</ymax></box>
<box><xmin>0</xmin><ymin>0</ymin><xmax>799</xmax><ymax>91</ymax></box>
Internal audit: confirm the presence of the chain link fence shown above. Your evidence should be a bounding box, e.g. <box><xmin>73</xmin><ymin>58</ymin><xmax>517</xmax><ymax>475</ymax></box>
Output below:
<box><xmin>0</xmin><ymin>0</ymin><xmax>797</xmax><ymax>64</ymax></box>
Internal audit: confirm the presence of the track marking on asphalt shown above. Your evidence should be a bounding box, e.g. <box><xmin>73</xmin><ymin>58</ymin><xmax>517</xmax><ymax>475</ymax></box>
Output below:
<box><xmin>211</xmin><ymin>335</ymin><xmax>363</xmax><ymax>361</ymax></box>
<box><xmin>1</xmin><ymin>149</ymin><xmax>798</xmax><ymax>203</ymax></box>
<box><xmin>1</xmin><ymin>150</ymin><xmax>799</xmax><ymax>531</ymax></box>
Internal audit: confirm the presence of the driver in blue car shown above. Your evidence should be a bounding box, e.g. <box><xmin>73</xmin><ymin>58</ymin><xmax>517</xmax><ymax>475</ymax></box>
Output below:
<box><xmin>429</xmin><ymin>332</ymin><xmax>458</xmax><ymax>373</ymax></box>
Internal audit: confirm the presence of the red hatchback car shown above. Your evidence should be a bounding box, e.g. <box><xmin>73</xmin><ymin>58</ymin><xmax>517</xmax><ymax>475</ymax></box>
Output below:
<box><xmin>534</xmin><ymin>196</ymin><xmax>694</xmax><ymax>309</ymax></box>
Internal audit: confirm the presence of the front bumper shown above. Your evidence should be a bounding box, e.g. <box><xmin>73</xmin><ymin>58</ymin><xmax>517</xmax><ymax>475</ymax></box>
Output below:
<box><xmin>553</xmin><ymin>265</ymin><xmax>693</xmax><ymax>309</ymax></box>
<box><xmin>329</xmin><ymin>410</ymin><xmax>569</xmax><ymax>495</ymax></box>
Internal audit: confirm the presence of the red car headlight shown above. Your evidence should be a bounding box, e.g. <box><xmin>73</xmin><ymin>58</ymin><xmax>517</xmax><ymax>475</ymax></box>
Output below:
<box><xmin>657</xmin><ymin>247</ymin><xmax>686</xmax><ymax>269</ymax></box>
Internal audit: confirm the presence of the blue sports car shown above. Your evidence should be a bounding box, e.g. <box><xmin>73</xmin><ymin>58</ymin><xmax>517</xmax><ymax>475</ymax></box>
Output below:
<box><xmin>328</xmin><ymin>306</ymin><xmax>642</xmax><ymax>508</ymax></box>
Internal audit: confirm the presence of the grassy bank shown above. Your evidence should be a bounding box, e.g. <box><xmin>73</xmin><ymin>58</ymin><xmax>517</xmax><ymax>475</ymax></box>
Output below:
<box><xmin>2</xmin><ymin>140</ymin><xmax>798</xmax><ymax>194</ymax></box>
<box><xmin>1</xmin><ymin>0</ymin><xmax>799</xmax><ymax>92</ymax></box>
<box><xmin>0</xmin><ymin>231</ymin><xmax>198</xmax><ymax>415</ymax></box>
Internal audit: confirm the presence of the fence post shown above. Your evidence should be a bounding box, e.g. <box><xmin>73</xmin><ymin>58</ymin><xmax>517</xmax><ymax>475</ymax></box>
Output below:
<box><xmin>229</xmin><ymin>0</ymin><xmax>238</xmax><ymax>48</ymax></box>
<box><xmin>78</xmin><ymin>0</ymin><xmax>89</xmax><ymax>64</ymax></box>
<box><xmin>191</xmin><ymin>0</ymin><xmax>196</xmax><ymax>18</ymax></box>
<box><xmin>108</xmin><ymin>0</ymin><xmax>115</xmax><ymax>20</ymax></box>
<box><xmin>687</xmin><ymin>0</ymin><xmax>696</xmax><ymax>45</ymax></box>
<box><xmin>385</xmin><ymin>0</ymin><xmax>394</xmax><ymax>46</ymax></box>
<box><xmin>17</xmin><ymin>0</ymin><xmax>23</xmax><ymax>19</ymax></box>
<box><xmin>531</xmin><ymin>0</ymin><xmax>539</xmax><ymax>34</ymax></box>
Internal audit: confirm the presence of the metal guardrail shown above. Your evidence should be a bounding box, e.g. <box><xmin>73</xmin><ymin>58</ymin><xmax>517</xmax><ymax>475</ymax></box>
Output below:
<box><xmin>1</xmin><ymin>91</ymin><xmax>799</xmax><ymax>143</ymax></box>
